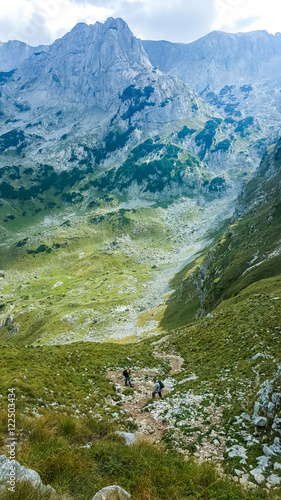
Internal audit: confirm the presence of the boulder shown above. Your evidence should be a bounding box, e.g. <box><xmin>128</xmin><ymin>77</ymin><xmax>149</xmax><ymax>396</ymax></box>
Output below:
<box><xmin>92</xmin><ymin>485</ymin><xmax>131</xmax><ymax>499</ymax></box>
<box><xmin>272</xmin><ymin>417</ymin><xmax>281</xmax><ymax>430</ymax></box>
<box><xmin>271</xmin><ymin>437</ymin><xmax>281</xmax><ymax>454</ymax></box>
<box><xmin>250</xmin><ymin>468</ymin><xmax>265</xmax><ymax>484</ymax></box>
<box><xmin>263</xmin><ymin>444</ymin><xmax>276</xmax><ymax>457</ymax></box>
<box><xmin>257</xmin><ymin>455</ymin><xmax>271</xmax><ymax>470</ymax></box>
<box><xmin>115</xmin><ymin>432</ymin><xmax>136</xmax><ymax>446</ymax></box>
<box><xmin>252</xmin><ymin>416</ymin><xmax>267</xmax><ymax>427</ymax></box>
<box><xmin>272</xmin><ymin>393</ymin><xmax>281</xmax><ymax>406</ymax></box>
<box><xmin>234</xmin><ymin>469</ymin><xmax>244</xmax><ymax>476</ymax></box>
<box><xmin>227</xmin><ymin>445</ymin><xmax>247</xmax><ymax>459</ymax></box>
<box><xmin>0</xmin><ymin>455</ymin><xmax>55</xmax><ymax>494</ymax></box>
<box><xmin>267</xmin><ymin>474</ymin><xmax>281</xmax><ymax>486</ymax></box>
<box><xmin>267</xmin><ymin>402</ymin><xmax>275</xmax><ymax>418</ymax></box>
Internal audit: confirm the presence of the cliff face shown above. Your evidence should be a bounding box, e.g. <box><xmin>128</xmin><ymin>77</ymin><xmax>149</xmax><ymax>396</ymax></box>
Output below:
<box><xmin>0</xmin><ymin>40</ymin><xmax>47</xmax><ymax>71</ymax></box>
<box><xmin>143</xmin><ymin>30</ymin><xmax>281</xmax><ymax>93</ymax></box>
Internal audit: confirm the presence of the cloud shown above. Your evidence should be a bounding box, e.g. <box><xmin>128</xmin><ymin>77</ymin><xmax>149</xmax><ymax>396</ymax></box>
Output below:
<box><xmin>0</xmin><ymin>0</ymin><xmax>280</xmax><ymax>46</ymax></box>
<box><xmin>213</xmin><ymin>0</ymin><xmax>281</xmax><ymax>34</ymax></box>
<box><xmin>117</xmin><ymin>0</ymin><xmax>217</xmax><ymax>42</ymax></box>
<box><xmin>0</xmin><ymin>0</ymin><xmax>218</xmax><ymax>45</ymax></box>
<box><xmin>0</xmin><ymin>0</ymin><xmax>112</xmax><ymax>45</ymax></box>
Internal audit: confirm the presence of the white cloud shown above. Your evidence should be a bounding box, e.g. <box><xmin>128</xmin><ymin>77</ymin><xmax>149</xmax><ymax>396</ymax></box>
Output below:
<box><xmin>118</xmin><ymin>0</ymin><xmax>217</xmax><ymax>42</ymax></box>
<box><xmin>213</xmin><ymin>0</ymin><xmax>281</xmax><ymax>34</ymax></box>
<box><xmin>0</xmin><ymin>0</ymin><xmax>113</xmax><ymax>45</ymax></box>
<box><xmin>0</xmin><ymin>0</ymin><xmax>280</xmax><ymax>46</ymax></box>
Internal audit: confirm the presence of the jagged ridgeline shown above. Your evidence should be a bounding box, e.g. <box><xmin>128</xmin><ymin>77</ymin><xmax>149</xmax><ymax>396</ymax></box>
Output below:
<box><xmin>0</xmin><ymin>16</ymin><xmax>281</xmax><ymax>499</ymax></box>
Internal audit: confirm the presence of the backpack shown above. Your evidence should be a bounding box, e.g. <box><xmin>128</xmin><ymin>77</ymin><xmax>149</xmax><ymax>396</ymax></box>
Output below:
<box><xmin>158</xmin><ymin>380</ymin><xmax>164</xmax><ymax>390</ymax></box>
<box><xmin>123</xmin><ymin>369</ymin><xmax>128</xmax><ymax>377</ymax></box>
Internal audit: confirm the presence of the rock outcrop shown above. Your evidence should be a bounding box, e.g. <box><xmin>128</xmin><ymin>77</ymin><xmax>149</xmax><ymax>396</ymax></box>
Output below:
<box><xmin>92</xmin><ymin>485</ymin><xmax>131</xmax><ymax>500</ymax></box>
<box><xmin>0</xmin><ymin>455</ymin><xmax>55</xmax><ymax>495</ymax></box>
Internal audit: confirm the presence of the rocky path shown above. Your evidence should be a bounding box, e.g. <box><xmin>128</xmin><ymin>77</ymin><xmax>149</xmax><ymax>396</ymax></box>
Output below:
<box><xmin>107</xmin><ymin>338</ymin><xmax>184</xmax><ymax>442</ymax></box>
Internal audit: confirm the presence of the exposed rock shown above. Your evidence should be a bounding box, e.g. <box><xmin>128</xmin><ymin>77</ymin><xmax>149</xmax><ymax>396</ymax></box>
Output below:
<box><xmin>267</xmin><ymin>402</ymin><xmax>275</xmax><ymax>418</ymax></box>
<box><xmin>92</xmin><ymin>485</ymin><xmax>131</xmax><ymax>499</ymax></box>
<box><xmin>250</xmin><ymin>468</ymin><xmax>265</xmax><ymax>484</ymax></box>
<box><xmin>272</xmin><ymin>417</ymin><xmax>281</xmax><ymax>430</ymax></box>
<box><xmin>0</xmin><ymin>455</ymin><xmax>55</xmax><ymax>494</ymax></box>
<box><xmin>227</xmin><ymin>445</ymin><xmax>247</xmax><ymax>459</ymax></box>
<box><xmin>257</xmin><ymin>455</ymin><xmax>271</xmax><ymax>471</ymax></box>
<box><xmin>263</xmin><ymin>444</ymin><xmax>276</xmax><ymax>457</ymax></box>
<box><xmin>143</xmin><ymin>31</ymin><xmax>281</xmax><ymax>94</ymax></box>
<box><xmin>0</xmin><ymin>40</ymin><xmax>48</xmax><ymax>72</ymax></box>
<box><xmin>272</xmin><ymin>393</ymin><xmax>281</xmax><ymax>406</ymax></box>
<box><xmin>115</xmin><ymin>432</ymin><xmax>136</xmax><ymax>446</ymax></box>
<box><xmin>270</xmin><ymin>437</ymin><xmax>281</xmax><ymax>454</ymax></box>
<box><xmin>267</xmin><ymin>474</ymin><xmax>281</xmax><ymax>486</ymax></box>
<box><xmin>252</xmin><ymin>352</ymin><xmax>264</xmax><ymax>360</ymax></box>
<box><xmin>252</xmin><ymin>416</ymin><xmax>267</xmax><ymax>427</ymax></box>
<box><xmin>234</xmin><ymin>469</ymin><xmax>244</xmax><ymax>476</ymax></box>
<box><xmin>239</xmin><ymin>473</ymin><xmax>251</xmax><ymax>486</ymax></box>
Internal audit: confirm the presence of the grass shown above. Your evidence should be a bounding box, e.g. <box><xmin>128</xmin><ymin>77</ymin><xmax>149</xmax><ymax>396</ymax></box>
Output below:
<box><xmin>0</xmin><ymin>202</ymin><xmax>175</xmax><ymax>345</ymax></box>
<box><xmin>163</xmin><ymin>275</ymin><xmax>281</xmax><ymax>475</ymax></box>
<box><xmin>1</xmin><ymin>141</ymin><xmax>281</xmax><ymax>498</ymax></box>
<box><xmin>0</xmin><ymin>411</ymin><xmax>273</xmax><ymax>499</ymax></box>
<box><xmin>161</xmin><ymin>138</ymin><xmax>281</xmax><ymax>328</ymax></box>
<box><xmin>0</xmin><ymin>288</ymin><xmax>280</xmax><ymax>498</ymax></box>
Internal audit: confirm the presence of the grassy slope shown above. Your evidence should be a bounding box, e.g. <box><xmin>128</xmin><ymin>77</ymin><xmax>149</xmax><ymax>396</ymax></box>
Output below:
<box><xmin>0</xmin><ymin>201</ymin><xmax>174</xmax><ymax>345</ymax></box>
<box><xmin>1</xmin><ymin>141</ymin><xmax>281</xmax><ymax>498</ymax></box>
<box><xmin>0</xmin><ymin>337</ymin><xmax>273</xmax><ymax>499</ymax></box>
<box><xmin>161</xmin><ymin>139</ymin><xmax>281</xmax><ymax>328</ymax></box>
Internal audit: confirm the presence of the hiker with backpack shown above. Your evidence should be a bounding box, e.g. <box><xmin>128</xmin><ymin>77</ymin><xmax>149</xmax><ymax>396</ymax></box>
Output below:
<box><xmin>152</xmin><ymin>377</ymin><xmax>164</xmax><ymax>398</ymax></box>
<box><xmin>123</xmin><ymin>368</ymin><xmax>133</xmax><ymax>387</ymax></box>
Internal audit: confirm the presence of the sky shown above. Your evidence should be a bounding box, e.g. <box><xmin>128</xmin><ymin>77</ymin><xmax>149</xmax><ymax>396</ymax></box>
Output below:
<box><xmin>0</xmin><ymin>0</ymin><xmax>280</xmax><ymax>46</ymax></box>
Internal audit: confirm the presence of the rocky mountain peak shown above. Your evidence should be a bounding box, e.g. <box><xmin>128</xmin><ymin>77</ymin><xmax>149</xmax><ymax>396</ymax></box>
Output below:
<box><xmin>2</xmin><ymin>18</ymin><xmax>152</xmax><ymax>110</ymax></box>
<box><xmin>0</xmin><ymin>39</ymin><xmax>47</xmax><ymax>71</ymax></box>
<box><xmin>51</xmin><ymin>17</ymin><xmax>151</xmax><ymax>71</ymax></box>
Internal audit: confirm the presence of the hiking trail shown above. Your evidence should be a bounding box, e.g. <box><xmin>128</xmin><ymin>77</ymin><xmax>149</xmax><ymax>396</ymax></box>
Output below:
<box><xmin>107</xmin><ymin>336</ymin><xmax>184</xmax><ymax>442</ymax></box>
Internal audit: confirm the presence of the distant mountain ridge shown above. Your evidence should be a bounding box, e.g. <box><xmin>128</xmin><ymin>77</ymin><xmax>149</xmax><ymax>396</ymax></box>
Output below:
<box><xmin>0</xmin><ymin>40</ymin><xmax>47</xmax><ymax>72</ymax></box>
<box><xmin>0</xmin><ymin>17</ymin><xmax>214</xmax><ymax>205</ymax></box>
<box><xmin>142</xmin><ymin>30</ymin><xmax>281</xmax><ymax>93</ymax></box>
<box><xmin>0</xmin><ymin>19</ymin><xmax>279</xmax><ymax>204</ymax></box>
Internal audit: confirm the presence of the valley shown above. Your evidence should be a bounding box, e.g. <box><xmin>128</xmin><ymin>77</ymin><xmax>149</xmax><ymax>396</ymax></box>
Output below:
<box><xmin>0</xmin><ymin>16</ymin><xmax>281</xmax><ymax>500</ymax></box>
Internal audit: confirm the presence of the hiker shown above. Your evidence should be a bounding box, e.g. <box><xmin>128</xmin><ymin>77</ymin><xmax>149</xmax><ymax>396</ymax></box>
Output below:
<box><xmin>152</xmin><ymin>377</ymin><xmax>164</xmax><ymax>398</ymax></box>
<box><xmin>123</xmin><ymin>368</ymin><xmax>133</xmax><ymax>387</ymax></box>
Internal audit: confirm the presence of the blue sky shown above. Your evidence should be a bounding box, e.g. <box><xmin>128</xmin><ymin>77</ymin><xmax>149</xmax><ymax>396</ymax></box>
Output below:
<box><xmin>1</xmin><ymin>0</ymin><xmax>280</xmax><ymax>46</ymax></box>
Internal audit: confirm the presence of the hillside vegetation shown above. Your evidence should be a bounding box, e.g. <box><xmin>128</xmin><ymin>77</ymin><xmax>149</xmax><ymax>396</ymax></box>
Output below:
<box><xmin>162</xmin><ymin>139</ymin><xmax>281</xmax><ymax>328</ymax></box>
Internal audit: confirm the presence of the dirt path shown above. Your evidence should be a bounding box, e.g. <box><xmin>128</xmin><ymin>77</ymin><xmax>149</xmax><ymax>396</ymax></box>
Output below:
<box><xmin>107</xmin><ymin>341</ymin><xmax>184</xmax><ymax>442</ymax></box>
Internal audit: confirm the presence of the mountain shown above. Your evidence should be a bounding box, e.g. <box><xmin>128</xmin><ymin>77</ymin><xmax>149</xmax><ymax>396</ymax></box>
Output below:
<box><xmin>0</xmin><ymin>40</ymin><xmax>47</xmax><ymax>72</ymax></box>
<box><xmin>1</xmin><ymin>18</ymin><xmax>281</xmax><ymax>497</ymax></box>
<box><xmin>1</xmin><ymin>18</ymin><xmax>234</xmax><ymax>212</ymax></box>
<box><xmin>143</xmin><ymin>30</ymin><xmax>281</xmax><ymax>93</ymax></box>
<box><xmin>143</xmin><ymin>30</ymin><xmax>281</xmax><ymax>178</ymax></box>
<box><xmin>0</xmin><ymin>22</ymin><xmax>277</xmax><ymax>210</ymax></box>
<box><xmin>162</xmin><ymin>138</ymin><xmax>281</xmax><ymax>327</ymax></box>
<box><xmin>11</xmin><ymin>18</ymin><xmax>152</xmax><ymax>110</ymax></box>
